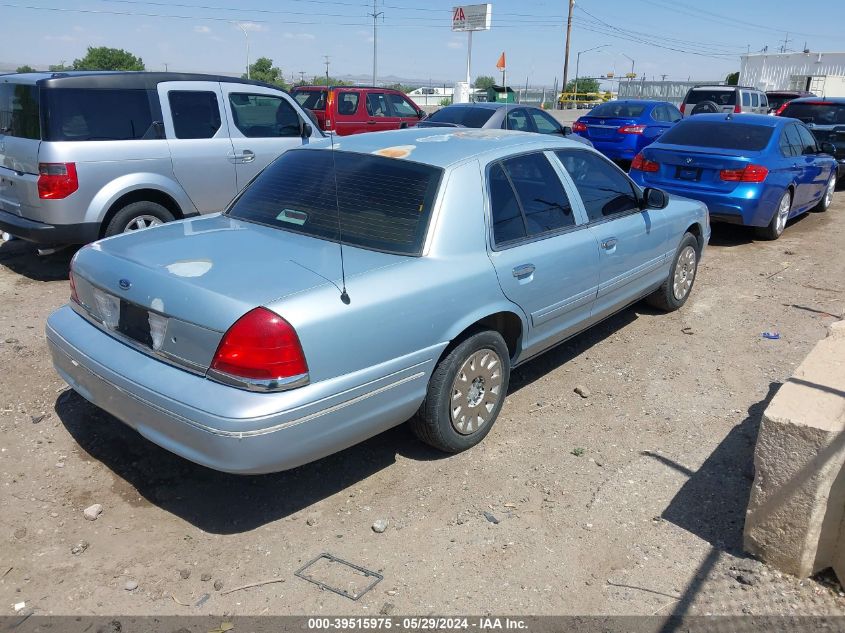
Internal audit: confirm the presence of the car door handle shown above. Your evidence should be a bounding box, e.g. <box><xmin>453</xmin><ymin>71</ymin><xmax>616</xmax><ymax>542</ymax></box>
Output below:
<box><xmin>367</xmin><ymin>120</ymin><xmax>377</xmax><ymax>125</ymax></box>
<box><xmin>512</xmin><ymin>264</ymin><xmax>535</xmax><ymax>278</ymax></box>
<box><xmin>601</xmin><ymin>238</ymin><xmax>618</xmax><ymax>250</ymax></box>
<box><xmin>229</xmin><ymin>150</ymin><xmax>255</xmax><ymax>163</ymax></box>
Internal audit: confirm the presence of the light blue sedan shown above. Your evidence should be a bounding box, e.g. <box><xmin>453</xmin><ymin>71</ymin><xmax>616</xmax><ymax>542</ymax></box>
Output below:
<box><xmin>46</xmin><ymin>128</ymin><xmax>710</xmax><ymax>474</ymax></box>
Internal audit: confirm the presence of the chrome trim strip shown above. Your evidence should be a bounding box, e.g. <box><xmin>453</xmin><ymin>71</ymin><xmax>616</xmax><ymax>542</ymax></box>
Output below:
<box><xmin>206</xmin><ymin>367</ymin><xmax>310</xmax><ymax>393</ymax></box>
<box><xmin>49</xmin><ymin>331</ymin><xmax>428</xmax><ymax>438</ymax></box>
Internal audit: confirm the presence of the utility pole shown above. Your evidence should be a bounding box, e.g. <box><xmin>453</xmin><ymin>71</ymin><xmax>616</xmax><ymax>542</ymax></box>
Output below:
<box><xmin>562</xmin><ymin>0</ymin><xmax>575</xmax><ymax>108</ymax></box>
<box><xmin>235</xmin><ymin>23</ymin><xmax>250</xmax><ymax>79</ymax></box>
<box><xmin>324</xmin><ymin>56</ymin><xmax>331</xmax><ymax>86</ymax></box>
<box><xmin>369</xmin><ymin>0</ymin><xmax>384</xmax><ymax>86</ymax></box>
<box><xmin>299</xmin><ymin>71</ymin><xmax>306</xmax><ymax>85</ymax></box>
<box><xmin>780</xmin><ymin>32</ymin><xmax>791</xmax><ymax>53</ymax></box>
<box><xmin>661</xmin><ymin>74</ymin><xmax>667</xmax><ymax>81</ymax></box>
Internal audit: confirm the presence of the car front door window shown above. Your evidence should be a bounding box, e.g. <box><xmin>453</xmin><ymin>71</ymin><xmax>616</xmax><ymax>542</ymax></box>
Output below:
<box><xmin>228</xmin><ymin>93</ymin><xmax>300</xmax><ymax>138</ymax></box>
<box><xmin>554</xmin><ymin>150</ymin><xmax>639</xmax><ymax>222</ymax></box>
<box><xmin>530</xmin><ymin>110</ymin><xmax>562</xmax><ymax>135</ymax></box>
<box><xmin>387</xmin><ymin>93</ymin><xmax>418</xmax><ymax>118</ymax></box>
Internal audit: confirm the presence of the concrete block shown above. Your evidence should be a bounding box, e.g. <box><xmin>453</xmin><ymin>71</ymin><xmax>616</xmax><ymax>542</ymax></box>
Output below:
<box><xmin>744</xmin><ymin>321</ymin><xmax>845</xmax><ymax>578</ymax></box>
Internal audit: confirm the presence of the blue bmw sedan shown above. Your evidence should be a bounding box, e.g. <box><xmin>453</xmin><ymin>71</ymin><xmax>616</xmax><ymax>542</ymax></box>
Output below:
<box><xmin>572</xmin><ymin>100</ymin><xmax>682</xmax><ymax>162</ymax></box>
<box><xmin>629</xmin><ymin>113</ymin><xmax>837</xmax><ymax>239</ymax></box>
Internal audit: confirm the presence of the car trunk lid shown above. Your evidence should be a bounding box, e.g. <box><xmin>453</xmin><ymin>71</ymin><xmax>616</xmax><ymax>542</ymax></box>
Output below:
<box><xmin>641</xmin><ymin>145</ymin><xmax>757</xmax><ymax>191</ymax></box>
<box><xmin>578</xmin><ymin>116</ymin><xmax>639</xmax><ymax>143</ymax></box>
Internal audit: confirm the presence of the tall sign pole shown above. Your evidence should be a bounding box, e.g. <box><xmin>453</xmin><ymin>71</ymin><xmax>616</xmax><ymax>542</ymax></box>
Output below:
<box><xmin>562</xmin><ymin>0</ymin><xmax>575</xmax><ymax>102</ymax></box>
<box><xmin>452</xmin><ymin>4</ymin><xmax>492</xmax><ymax>103</ymax></box>
<box><xmin>369</xmin><ymin>0</ymin><xmax>384</xmax><ymax>86</ymax></box>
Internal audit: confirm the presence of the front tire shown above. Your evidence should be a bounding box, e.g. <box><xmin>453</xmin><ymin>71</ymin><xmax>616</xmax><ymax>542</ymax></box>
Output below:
<box><xmin>756</xmin><ymin>189</ymin><xmax>791</xmax><ymax>240</ymax></box>
<box><xmin>411</xmin><ymin>330</ymin><xmax>510</xmax><ymax>453</ymax></box>
<box><xmin>104</xmin><ymin>201</ymin><xmax>175</xmax><ymax>238</ymax></box>
<box><xmin>646</xmin><ymin>232</ymin><xmax>699</xmax><ymax>312</ymax></box>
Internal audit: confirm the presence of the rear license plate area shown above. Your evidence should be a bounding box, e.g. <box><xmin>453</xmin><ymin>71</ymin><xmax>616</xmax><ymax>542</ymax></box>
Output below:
<box><xmin>117</xmin><ymin>301</ymin><xmax>153</xmax><ymax>347</ymax></box>
<box><xmin>676</xmin><ymin>166</ymin><xmax>701</xmax><ymax>181</ymax></box>
<box><xmin>588</xmin><ymin>127</ymin><xmax>614</xmax><ymax>139</ymax></box>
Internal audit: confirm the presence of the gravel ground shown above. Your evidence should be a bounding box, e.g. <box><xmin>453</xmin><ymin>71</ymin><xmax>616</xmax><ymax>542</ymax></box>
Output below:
<box><xmin>1</xmin><ymin>199</ymin><xmax>844</xmax><ymax>617</ymax></box>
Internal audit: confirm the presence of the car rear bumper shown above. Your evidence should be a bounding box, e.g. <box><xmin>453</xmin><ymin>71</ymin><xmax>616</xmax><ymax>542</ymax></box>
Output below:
<box><xmin>0</xmin><ymin>208</ymin><xmax>99</xmax><ymax>245</ymax></box>
<box><xmin>589</xmin><ymin>136</ymin><xmax>641</xmax><ymax>160</ymax></box>
<box><xmin>46</xmin><ymin>305</ymin><xmax>434</xmax><ymax>474</ymax></box>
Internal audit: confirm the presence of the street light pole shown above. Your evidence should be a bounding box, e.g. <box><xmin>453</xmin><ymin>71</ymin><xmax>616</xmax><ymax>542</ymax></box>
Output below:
<box><xmin>235</xmin><ymin>23</ymin><xmax>250</xmax><ymax>79</ymax></box>
<box><xmin>562</xmin><ymin>0</ymin><xmax>575</xmax><ymax>109</ymax></box>
<box><xmin>621</xmin><ymin>53</ymin><xmax>635</xmax><ymax>81</ymax></box>
<box><xmin>574</xmin><ymin>44</ymin><xmax>608</xmax><ymax>108</ymax></box>
<box><xmin>369</xmin><ymin>0</ymin><xmax>383</xmax><ymax>86</ymax></box>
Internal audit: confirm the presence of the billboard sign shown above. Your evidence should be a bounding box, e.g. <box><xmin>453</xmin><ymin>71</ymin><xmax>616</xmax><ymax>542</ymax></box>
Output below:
<box><xmin>452</xmin><ymin>4</ymin><xmax>492</xmax><ymax>32</ymax></box>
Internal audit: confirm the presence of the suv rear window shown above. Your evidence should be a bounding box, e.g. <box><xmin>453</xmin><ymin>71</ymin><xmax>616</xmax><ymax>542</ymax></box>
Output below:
<box><xmin>227</xmin><ymin>150</ymin><xmax>442</xmax><ymax>256</ymax></box>
<box><xmin>588</xmin><ymin>102</ymin><xmax>646</xmax><ymax>118</ymax></box>
<box><xmin>660</xmin><ymin>121</ymin><xmax>773</xmax><ymax>151</ymax></box>
<box><xmin>781</xmin><ymin>102</ymin><xmax>845</xmax><ymax>125</ymax></box>
<box><xmin>427</xmin><ymin>106</ymin><xmax>496</xmax><ymax>127</ymax></box>
<box><xmin>0</xmin><ymin>83</ymin><xmax>40</xmax><ymax>140</ymax></box>
<box><xmin>43</xmin><ymin>89</ymin><xmax>157</xmax><ymax>141</ymax></box>
<box><xmin>291</xmin><ymin>89</ymin><xmax>326</xmax><ymax>111</ymax></box>
<box><xmin>685</xmin><ymin>89</ymin><xmax>737</xmax><ymax>106</ymax></box>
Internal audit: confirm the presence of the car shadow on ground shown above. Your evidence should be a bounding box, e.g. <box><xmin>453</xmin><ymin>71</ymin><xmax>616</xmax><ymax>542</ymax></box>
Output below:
<box><xmin>0</xmin><ymin>239</ymin><xmax>76</xmax><ymax>282</ymax></box>
<box><xmin>649</xmin><ymin>381</ymin><xmax>780</xmax><ymax>556</ymax></box>
<box><xmin>54</xmin><ymin>301</ymin><xmax>649</xmax><ymax>534</ymax></box>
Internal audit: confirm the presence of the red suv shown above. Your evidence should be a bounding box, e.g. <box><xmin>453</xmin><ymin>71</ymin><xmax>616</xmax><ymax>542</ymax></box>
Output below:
<box><xmin>290</xmin><ymin>86</ymin><xmax>425</xmax><ymax>135</ymax></box>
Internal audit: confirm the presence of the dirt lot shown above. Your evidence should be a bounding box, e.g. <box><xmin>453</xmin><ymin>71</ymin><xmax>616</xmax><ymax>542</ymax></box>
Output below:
<box><xmin>1</xmin><ymin>201</ymin><xmax>845</xmax><ymax>618</ymax></box>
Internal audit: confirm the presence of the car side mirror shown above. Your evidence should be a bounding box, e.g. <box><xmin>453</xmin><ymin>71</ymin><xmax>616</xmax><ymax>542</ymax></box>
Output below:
<box><xmin>642</xmin><ymin>187</ymin><xmax>669</xmax><ymax>210</ymax></box>
<box><xmin>300</xmin><ymin>121</ymin><xmax>313</xmax><ymax>138</ymax></box>
<box><xmin>562</xmin><ymin>126</ymin><xmax>573</xmax><ymax>135</ymax></box>
<box><xmin>820</xmin><ymin>141</ymin><xmax>836</xmax><ymax>155</ymax></box>
<box><xmin>417</xmin><ymin>110</ymin><xmax>426</xmax><ymax>120</ymax></box>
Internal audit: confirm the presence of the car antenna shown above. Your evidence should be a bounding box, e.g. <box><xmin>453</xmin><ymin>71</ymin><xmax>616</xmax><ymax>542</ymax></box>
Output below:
<box><xmin>325</xmin><ymin>68</ymin><xmax>350</xmax><ymax>305</ymax></box>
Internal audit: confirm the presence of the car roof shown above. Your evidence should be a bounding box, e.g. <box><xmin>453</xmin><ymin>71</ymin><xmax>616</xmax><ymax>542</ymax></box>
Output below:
<box><xmin>0</xmin><ymin>70</ymin><xmax>285</xmax><ymax>92</ymax></box>
<box><xmin>306</xmin><ymin>128</ymin><xmax>587</xmax><ymax>169</ymax></box>
<box><xmin>785</xmin><ymin>96</ymin><xmax>845</xmax><ymax>104</ymax></box>
<box><xmin>591</xmin><ymin>99</ymin><xmax>663</xmax><ymax>107</ymax></box>
<box><xmin>682</xmin><ymin>113</ymin><xmax>783</xmax><ymax>127</ymax></box>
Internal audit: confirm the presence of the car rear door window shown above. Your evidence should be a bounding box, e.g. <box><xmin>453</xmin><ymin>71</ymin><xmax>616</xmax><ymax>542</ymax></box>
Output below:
<box><xmin>781</xmin><ymin>102</ymin><xmax>845</xmax><ymax>125</ymax></box>
<box><xmin>226</xmin><ymin>149</ymin><xmax>442</xmax><ymax>256</ymax></box>
<box><xmin>796</xmin><ymin>124</ymin><xmax>819</xmax><ymax>154</ymax></box>
<box><xmin>0</xmin><ymin>83</ymin><xmax>40</xmax><ymax>139</ymax></box>
<box><xmin>291</xmin><ymin>89</ymin><xmax>326</xmax><ymax>111</ymax></box>
<box><xmin>742</xmin><ymin>92</ymin><xmax>751</xmax><ymax>107</ymax></box>
<box><xmin>168</xmin><ymin>91</ymin><xmax>221</xmax><ymax>139</ymax></box>
<box><xmin>751</xmin><ymin>92</ymin><xmax>760</xmax><ymax>108</ymax></box>
<box><xmin>366</xmin><ymin>93</ymin><xmax>390</xmax><ymax>117</ymax></box>
<box><xmin>43</xmin><ymin>88</ymin><xmax>157</xmax><ymax>141</ymax></box>
<box><xmin>335</xmin><ymin>91</ymin><xmax>360</xmax><ymax>116</ymax></box>
<box><xmin>489</xmin><ymin>153</ymin><xmax>575</xmax><ymax>246</ymax></box>
<box><xmin>555</xmin><ymin>150</ymin><xmax>639</xmax><ymax>222</ymax></box>
<box><xmin>387</xmin><ymin>93</ymin><xmax>417</xmax><ymax>117</ymax></box>
<box><xmin>651</xmin><ymin>106</ymin><xmax>667</xmax><ymax>122</ymax></box>
<box><xmin>667</xmin><ymin>105</ymin><xmax>683</xmax><ymax>122</ymax></box>
<box><xmin>530</xmin><ymin>109</ymin><xmax>561</xmax><ymax>134</ymax></box>
<box><xmin>779</xmin><ymin>127</ymin><xmax>799</xmax><ymax>157</ymax></box>
<box><xmin>228</xmin><ymin>93</ymin><xmax>300</xmax><ymax>138</ymax></box>
<box><xmin>504</xmin><ymin>108</ymin><xmax>532</xmax><ymax>132</ymax></box>
<box><xmin>783</xmin><ymin>124</ymin><xmax>804</xmax><ymax>157</ymax></box>
<box><xmin>659</xmin><ymin>121</ymin><xmax>773</xmax><ymax>151</ymax></box>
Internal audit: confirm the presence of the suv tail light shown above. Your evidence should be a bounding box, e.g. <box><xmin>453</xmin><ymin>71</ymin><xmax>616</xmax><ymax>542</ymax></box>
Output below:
<box><xmin>210</xmin><ymin>307</ymin><xmax>308</xmax><ymax>388</ymax></box>
<box><xmin>572</xmin><ymin>120</ymin><xmax>587</xmax><ymax>133</ymax></box>
<box><xmin>734</xmin><ymin>104</ymin><xmax>742</xmax><ymax>113</ymax></box>
<box><xmin>38</xmin><ymin>162</ymin><xmax>78</xmax><ymax>199</ymax></box>
<box><xmin>774</xmin><ymin>103</ymin><xmax>790</xmax><ymax>116</ymax></box>
<box><xmin>618</xmin><ymin>124</ymin><xmax>646</xmax><ymax>135</ymax></box>
<box><xmin>720</xmin><ymin>164</ymin><xmax>769</xmax><ymax>182</ymax></box>
<box><xmin>679</xmin><ymin>103</ymin><xmax>686</xmax><ymax>114</ymax></box>
<box><xmin>631</xmin><ymin>153</ymin><xmax>659</xmax><ymax>172</ymax></box>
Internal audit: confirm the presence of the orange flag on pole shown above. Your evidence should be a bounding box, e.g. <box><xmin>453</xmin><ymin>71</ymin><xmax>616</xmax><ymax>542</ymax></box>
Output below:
<box><xmin>496</xmin><ymin>52</ymin><xmax>506</xmax><ymax>71</ymax></box>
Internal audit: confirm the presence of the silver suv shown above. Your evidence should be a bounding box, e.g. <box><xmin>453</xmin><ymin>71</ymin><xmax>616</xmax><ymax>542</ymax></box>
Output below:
<box><xmin>0</xmin><ymin>71</ymin><xmax>321</xmax><ymax>245</ymax></box>
<box><xmin>680</xmin><ymin>85</ymin><xmax>769</xmax><ymax>117</ymax></box>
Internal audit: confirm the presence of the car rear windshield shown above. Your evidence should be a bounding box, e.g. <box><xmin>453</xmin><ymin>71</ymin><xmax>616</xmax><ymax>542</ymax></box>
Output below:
<box><xmin>0</xmin><ymin>82</ymin><xmax>40</xmax><ymax>140</ymax></box>
<box><xmin>587</xmin><ymin>102</ymin><xmax>646</xmax><ymax>118</ymax></box>
<box><xmin>291</xmin><ymin>89</ymin><xmax>326</xmax><ymax>111</ymax></box>
<box><xmin>426</xmin><ymin>106</ymin><xmax>496</xmax><ymax>127</ymax></box>
<box><xmin>660</xmin><ymin>121</ymin><xmax>773</xmax><ymax>151</ymax></box>
<box><xmin>42</xmin><ymin>88</ymin><xmax>158</xmax><ymax>141</ymax></box>
<box><xmin>766</xmin><ymin>94</ymin><xmax>798</xmax><ymax>111</ymax></box>
<box><xmin>685</xmin><ymin>89</ymin><xmax>737</xmax><ymax>106</ymax></box>
<box><xmin>781</xmin><ymin>102</ymin><xmax>845</xmax><ymax>125</ymax></box>
<box><xmin>227</xmin><ymin>149</ymin><xmax>443</xmax><ymax>256</ymax></box>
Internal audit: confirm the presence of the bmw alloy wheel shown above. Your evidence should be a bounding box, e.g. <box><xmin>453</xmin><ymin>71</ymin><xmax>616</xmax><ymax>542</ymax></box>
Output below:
<box><xmin>775</xmin><ymin>191</ymin><xmax>791</xmax><ymax>236</ymax></box>
<box><xmin>672</xmin><ymin>245</ymin><xmax>697</xmax><ymax>301</ymax></box>
<box><xmin>450</xmin><ymin>348</ymin><xmax>504</xmax><ymax>435</ymax></box>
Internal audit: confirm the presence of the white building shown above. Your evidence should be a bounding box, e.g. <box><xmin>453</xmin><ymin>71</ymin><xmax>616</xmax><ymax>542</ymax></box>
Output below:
<box><xmin>407</xmin><ymin>86</ymin><xmax>454</xmax><ymax>107</ymax></box>
<box><xmin>740</xmin><ymin>51</ymin><xmax>845</xmax><ymax>97</ymax></box>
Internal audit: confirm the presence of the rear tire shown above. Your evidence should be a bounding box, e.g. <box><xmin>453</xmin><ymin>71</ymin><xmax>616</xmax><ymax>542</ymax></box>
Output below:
<box><xmin>410</xmin><ymin>330</ymin><xmax>510</xmax><ymax>453</ymax></box>
<box><xmin>104</xmin><ymin>201</ymin><xmax>175</xmax><ymax>238</ymax></box>
<box><xmin>755</xmin><ymin>189</ymin><xmax>791</xmax><ymax>240</ymax></box>
<box><xmin>814</xmin><ymin>174</ymin><xmax>836</xmax><ymax>212</ymax></box>
<box><xmin>690</xmin><ymin>100</ymin><xmax>720</xmax><ymax>115</ymax></box>
<box><xmin>646</xmin><ymin>232</ymin><xmax>699</xmax><ymax>312</ymax></box>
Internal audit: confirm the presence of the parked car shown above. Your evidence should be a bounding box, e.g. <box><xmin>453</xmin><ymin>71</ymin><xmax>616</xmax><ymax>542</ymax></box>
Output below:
<box><xmin>47</xmin><ymin>128</ymin><xmax>708</xmax><ymax>474</ymax></box>
<box><xmin>417</xmin><ymin>103</ymin><xmax>592</xmax><ymax>145</ymax></box>
<box><xmin>0</xmin><ymin>71</ymin><xmax>321</xmax><ymax>247</ymax></box>
<box><xmin>778</xmin><ymin>97</ymin><xmax>845</xmax><ymax>177</ymax></box>
<box><xmin>680</xmin><ymin>85</ymin><xmax>768</xmax><ymax>117</ymax></box>
<box><xmin>766</xmin><ymin>90</ymin><xmax>815</xmax><ymax>115</ymax></box>
<box><xmin>629</xmin><ymin>113</ymin><xmax>837</xmax><ymax>240</ymax></box>
<box><xmin>571</xmin><ymin>99</ymin><xmax>682</xmax><ymax>162</ymax></box>
<box><xmin>289</xmin><ymin>85</ymin><xmax>425</xmax><ymax>135</ymax></box>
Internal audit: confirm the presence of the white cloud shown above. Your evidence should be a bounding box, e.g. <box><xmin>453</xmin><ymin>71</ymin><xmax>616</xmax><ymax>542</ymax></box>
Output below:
<box><xmin>194</xmin><ymin>25</ymin><xmax>212</xmax><ymax>34</ymax></box>
<box><xmin>447</xmin><ymin>39</ymin><xmax>463</xmax><ymax>50</ymax></box>
<box><xmin>43</xmin><ymin>34</ymin><xmax>76</xmax><ymax>43</ymax></box>
<box><xmin>283</xmin><ymin>32</ymin><xmax>316</xmax><ymax>41</ymax></box>
<box><xmin>235</xmin><ymin>22</ymin><xmax>267</xmax><ymax>32</ymax></box>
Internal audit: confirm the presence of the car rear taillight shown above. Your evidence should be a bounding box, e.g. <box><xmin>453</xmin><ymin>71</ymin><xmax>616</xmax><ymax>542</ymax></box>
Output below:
<box><xmin>631</xmin><ymin>153</ymin><xmax>659</xmax><ymax>172</ymax></box>
<box><xmin>734</xmin><ymin>104</ymin><xmax>742</xmax><ymax>113</ymax></box>
<box><xmin>679</xmin><ymin>103</ymin><xmax>686</xmax><ymax>114</ymax></box>
<box><xmin>211</xmin><ymin>307</ymin><xmax>308</xmax><ymax>384</ymax></box>
<box><xmin>774</xmin><ymin>103</ymin><xmax>790</xmax><ymax>116</ymax></box>
<box><xmin>38</xmin><ymin>162</ymin><xmax>78</xmax><ymax>199</ymax></box>
<box><xmin>572</xmin><ymin>120</ymin><xmax>587</xmax><ymax>133</ymax></box>
<box><xmin>69</xmin><ymin>270</ymin><xmax>80</xmax><ymax>304</ymax></box>
<box><xmin>719</xmin><ymin>164</ymin><xmax>769</xmax><ymax>183</ymax></box>
<box><xmin>618</xmin><ymin>124</ymin><xmax>646</xmax><ymax>135</ymax></box>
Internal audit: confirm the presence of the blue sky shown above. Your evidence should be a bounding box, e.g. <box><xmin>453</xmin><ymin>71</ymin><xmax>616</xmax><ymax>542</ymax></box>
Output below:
<box><xmin>2</xmin><ymin>1</ymin><xmax>844</xmax><ymax>86</ymax></box>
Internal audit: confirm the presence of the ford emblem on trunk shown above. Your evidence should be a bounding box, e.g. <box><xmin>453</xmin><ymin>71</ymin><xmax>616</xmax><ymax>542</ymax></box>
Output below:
<box><xmin>118</xmin><ymin>279</ymin><xmax>131</xmax><ymax>290</ymax></box>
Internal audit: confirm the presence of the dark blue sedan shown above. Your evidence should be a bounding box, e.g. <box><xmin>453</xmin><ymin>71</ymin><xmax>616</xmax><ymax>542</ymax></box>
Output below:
<box><xmin>629</xmin><ymin>113</ymin><xmax>837</xmax><ymax>239</ymax></box>
<box><xmin>572</xmin><ymin>100</ymin><xmax>682</xmax><ymax>162</ymax></box>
